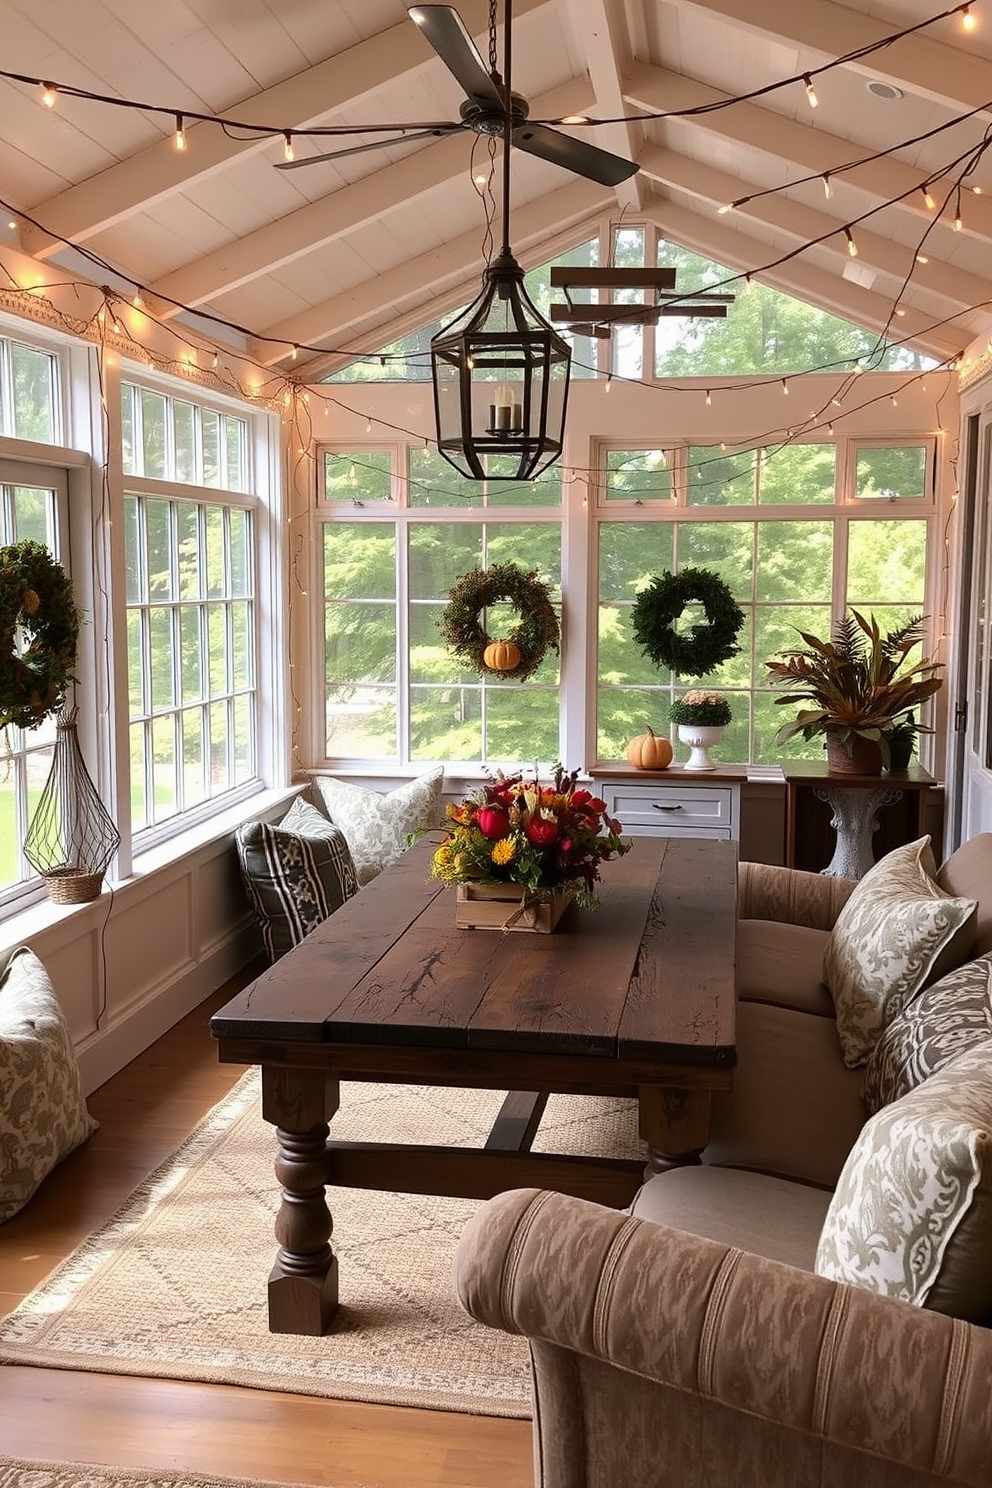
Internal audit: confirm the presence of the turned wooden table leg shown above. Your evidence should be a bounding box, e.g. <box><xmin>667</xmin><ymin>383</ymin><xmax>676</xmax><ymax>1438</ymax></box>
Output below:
<box><xmin>638</xmin><ymin>1085</ymin><xmax>712</xmax><ymax>1175</ymax></box>
<box><xmin>261</xmin><ymin>1065</ymin><xmax>340</xmax><ymax>1336</ymax></box>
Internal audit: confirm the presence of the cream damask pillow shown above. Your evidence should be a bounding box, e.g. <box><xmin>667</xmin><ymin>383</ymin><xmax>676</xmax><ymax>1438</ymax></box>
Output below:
<box><xmin>822</xmin><ymin>837</ymin><xmax>977</xmax><ymax>1068</ymax></box>
<box><xmin>1</xmin><ymin>947</ymin><xmax>97</xmax><ymax>1224</ymax></box>
<box><xmin>315</xmin><ymin>768</ymin><xmax>444</xmax><ymax>885</ymax></box>
<box><xmin>815</xmin><ymin>1040</ymin><xmax>992</xmax><ymax>1319</ymax></box>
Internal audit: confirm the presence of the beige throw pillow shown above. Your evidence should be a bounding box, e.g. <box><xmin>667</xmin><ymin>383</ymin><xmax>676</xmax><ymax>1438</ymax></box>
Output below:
<box><xmin>822</xmin><ymin>837</ymin><xmax>977</xmax><ymax>1068</ymax></box>
<box><xmin>815</xmin><ymin>1040</ymin><xmax>992</xmax><ymax>1320</ymax></box>
<box><xmin>1</xmin><ymin>947</ymin><xmax>97</xmax><ymax>1224</ymax></box>
<box><xmin>315</xmin><ymin>768</ymin><xmax>444</xmax><ymax>885</ymax></box>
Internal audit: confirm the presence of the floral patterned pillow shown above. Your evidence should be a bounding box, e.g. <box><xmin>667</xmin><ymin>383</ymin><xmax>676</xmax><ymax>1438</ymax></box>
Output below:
<box><xmin>1</xmin><ymin>946</ymin><xmax>97</xmax><ymax>1224</ymax></box>
<box><xmin>822</xmin><ymin>837</ymin><xmax>977</xmax><ymax>1068</ymax></box>
<box><xmin>863</xmin><ymin>955</ymin><xmax>992</xmax><ymax>1114</ymax></box>
<box><xmin>815</xmin><ymin>1040</ymin><xmax>992</xmax><ymax>1319</ymax></box>
<box><xmin>316</xmin><ymin>768</ymin><xmax>444</xmax><ymax>886</ymax></box>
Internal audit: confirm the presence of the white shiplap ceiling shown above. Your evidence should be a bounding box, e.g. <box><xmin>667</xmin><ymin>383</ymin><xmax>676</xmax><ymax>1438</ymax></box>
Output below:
<box><xmin>1</xmin><ymin>0</ymin><xmax>990</xmax><ymax>375</ymax></box>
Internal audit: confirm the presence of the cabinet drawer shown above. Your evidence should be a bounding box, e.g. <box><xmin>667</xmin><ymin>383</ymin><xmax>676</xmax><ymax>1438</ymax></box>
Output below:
<box><xmin>605</xmin><ymin>783</ymin><xmax>736</xmax><ymax>836</ymax></box>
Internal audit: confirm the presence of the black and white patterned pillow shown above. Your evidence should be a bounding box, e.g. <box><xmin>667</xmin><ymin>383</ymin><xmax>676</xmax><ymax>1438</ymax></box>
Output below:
<box><xmin>862</xmin><ymin>954</ymin><xmax>992</xmax><ymax>1114</ymax></box>
<box><xmin>236</xmin><ymin>797</ymin><xmax>358</xmax><ymax>962</ymax></box>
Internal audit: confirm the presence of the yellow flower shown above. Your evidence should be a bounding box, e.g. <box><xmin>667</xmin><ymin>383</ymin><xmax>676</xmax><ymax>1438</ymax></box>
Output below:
<box><xmin>491</xmin><ymin>838</ymin><xmax>516</xmax><ymax>866</ymax></box>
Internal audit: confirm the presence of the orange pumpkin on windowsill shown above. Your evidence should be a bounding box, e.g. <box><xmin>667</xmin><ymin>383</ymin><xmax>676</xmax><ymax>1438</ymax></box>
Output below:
<box><xmin>626</xmin><ymin>726</ymin><xmax>673</xmax><ymax>771</ymax></box>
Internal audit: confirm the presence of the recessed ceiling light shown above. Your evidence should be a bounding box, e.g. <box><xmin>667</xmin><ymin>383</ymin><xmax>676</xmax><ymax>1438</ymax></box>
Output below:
<box><xmin>866</xmin><ymin>80</ymin><xmax>904</xmax><ymax>101</ymax></box>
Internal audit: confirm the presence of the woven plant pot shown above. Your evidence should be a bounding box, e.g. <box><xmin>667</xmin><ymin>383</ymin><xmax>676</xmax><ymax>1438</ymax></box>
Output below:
<box><xmin>824</xmin><ymin>730</ymin><xmax>883</xmax><ymax>776</ymax></box>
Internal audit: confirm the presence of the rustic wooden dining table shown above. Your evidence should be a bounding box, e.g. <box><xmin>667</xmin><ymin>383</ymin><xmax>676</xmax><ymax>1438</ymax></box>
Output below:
<box><xmin>210</xmin><ymin>833</ymin><xmax>738</xmax><ymax>1335</ymax></box>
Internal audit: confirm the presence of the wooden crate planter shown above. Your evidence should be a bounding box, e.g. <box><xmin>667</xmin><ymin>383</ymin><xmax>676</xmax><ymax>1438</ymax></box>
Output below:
<box><xmin>455</xmin><ymin>881</ymin><xmax>575</xmax><ymax>932</ymax></box>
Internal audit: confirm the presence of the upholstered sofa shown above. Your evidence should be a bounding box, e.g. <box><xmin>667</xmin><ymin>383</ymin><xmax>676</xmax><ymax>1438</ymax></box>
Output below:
<box><xmin>454</xmin><ymin>833</ymin><xmax>992</xmax><ymax>1488</ymax></box>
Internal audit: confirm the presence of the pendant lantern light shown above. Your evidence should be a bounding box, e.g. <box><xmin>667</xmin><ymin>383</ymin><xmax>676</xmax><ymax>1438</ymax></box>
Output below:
<box><xmin>430</xmin><ymin>0</ymin><xmax>571</xmax><ymax>481</ymax></box>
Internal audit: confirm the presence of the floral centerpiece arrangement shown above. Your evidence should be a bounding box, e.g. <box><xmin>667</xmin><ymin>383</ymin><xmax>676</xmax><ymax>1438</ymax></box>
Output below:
<box><xmin>430</xmin><ymin>764</ymin><xmax>631</xmax><ymax>911</ymax></box>
<box><xmin>668</xmin><ymin>689</ymin><xmax>732</xmax><ymax>727</ymax></box>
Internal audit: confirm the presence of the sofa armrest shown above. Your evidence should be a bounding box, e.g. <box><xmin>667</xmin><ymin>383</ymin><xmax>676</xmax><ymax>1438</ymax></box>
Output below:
<box><xmin>455</xmin><ymin>1188</ymin><xmax>992</xmax><ymax>1488</ymax></box>
<box><xmin>738</xmin><ymin>860</ymin><xmax>856</xmax><ymax>930</ymax></box>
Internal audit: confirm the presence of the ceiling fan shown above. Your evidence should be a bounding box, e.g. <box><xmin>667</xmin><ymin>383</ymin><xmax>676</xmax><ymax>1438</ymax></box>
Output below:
<box><xmin>275</xmin><ymin>3</ymin><xmax>639</xmax><ymax>188</ymax></box>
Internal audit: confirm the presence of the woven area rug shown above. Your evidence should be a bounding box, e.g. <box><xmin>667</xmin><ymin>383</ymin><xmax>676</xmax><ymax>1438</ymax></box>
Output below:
<box><xmin>0</xmin><ymin>1461</ymin><xmax>367</xmax><ymax>1488</ymax></box>
<box><xmin>0</xmin><ymin>1072</ymin><xmax>641</xmax><ymax>1417</ymax></box>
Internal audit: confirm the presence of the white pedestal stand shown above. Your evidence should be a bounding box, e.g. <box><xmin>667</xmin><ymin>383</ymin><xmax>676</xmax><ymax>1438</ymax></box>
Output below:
<box><xmin>815</xmin><ymin>784</ymin><xmax>903</xmax><ymax>879</ymax></box>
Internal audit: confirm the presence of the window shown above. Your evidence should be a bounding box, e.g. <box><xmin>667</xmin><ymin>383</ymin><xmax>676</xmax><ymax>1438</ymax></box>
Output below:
<box><xmin>596</xmin><ymin>440</ymin><xmax>935</xmax><ymax>765</ymax></box>
<box><xmin>122</xmin><ymin>383</ymin><xmax>257</xmax><ymax>834</ymax></box>
<box><xmin>0</xmin><ymin>336</ymin><xmax>60</xmax><ymax>443</ymax></box>
<box><xmin>0</xmin><ymin>470</ymin><xmax>69</xmax><ymax>901</ymax></box>
<box><xmin>321</xmin><ymin>450</ymin><xmax>562</xmax><ymax>765</ymax></box>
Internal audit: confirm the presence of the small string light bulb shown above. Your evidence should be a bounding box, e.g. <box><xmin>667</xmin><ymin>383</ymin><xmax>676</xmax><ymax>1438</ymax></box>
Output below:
<box><xmin>605</xmin><ymin>372</ymin><xmax>612</xmax><ymax>392</ymax></box>
<box><xmin>283</xmin><ymin>132</ymin><xmax>295</xmax><ymax>163</ymax></box>
<box><xmin>962</xmin><ymin>4</ymin><xmax>977</xmax><ymax>31</ymax></box>
<box><xmin>845</xmin><ymin>227</ymin><xmax>858</xmax><ymax>257</ymax></box>
<box><xmin>174</xmin><ymin>113</ymin><xmax>187</xmax><ymax>152</ymax></box>
<box><xmin>705</xmin><ymin>389</ymin><xmax>712</xmax><ymax>406</ymax></box>
<box><xmin>954</xmin><ymin>190</ymin><xmax>964</xmax><ymax>230</ymax></box>
<box><xmin>895</xmin><ymin>306</ymin><xmax>906</xmax><ymax>316</ymax></box>
<box><xmin>827</xmin><ymin>422</ymin><xmax>834</xmax><ymax>435</ymax></box>
<box><xmin>803</xmin><ymin>74</ymin><xmax>819</xmax><ymax>108</ymax></box>
<box><xmin>781</xmin><ymin>377</ymin><xmax>789</xmax><ymax>395</ymax></box>
<box><xmin>891</xmin><ymin>395</ymin><xmax>899</xmax><ymax>408</ymax></box>
<box><xmin>822</xmin><ymin>174</ymin><xmax>832</xmax><ymax>199</ymax></box>
<box><xmin>922</xmin><ymin>186</ymin><xmax>936</xmax><ymax>210</ymax></box>
<box><xmin>41</xmin><ymin>82</ymin><xmax>58</xmax><ymax>109</ymax></box>
<box><xmin>916</xmin><ymin>252</ymin><xmax>929</xmax><ymax>264</ymax></box>
<box><xmin>717</xmin><ymin>201</ymin><xmax>733</xmax><ymax>214</ymax></box>
<box><xmin>291</xmin><ymin>344</ymin><xmax>298</xmax><ymax>360</ymax></box>
<box><xmin>366</xmin><ymin>418</ymin><xmax>372</xmax><ymax>433</ymax></box>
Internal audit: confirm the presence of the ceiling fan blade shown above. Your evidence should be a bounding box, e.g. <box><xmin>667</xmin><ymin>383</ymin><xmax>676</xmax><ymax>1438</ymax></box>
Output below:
<box><xmin>275</xmin><ymin>127</ymin><xmax>460</xmax><ymax>169</ymax></box>
<box><xmin>511</xmin><ymin>121</ymin><xmax>638</xmax><ymax>187</ymax></box>
<box><xmin>409</xmin><ymin>5</ymin><xmax>505</xmax><ymax>108</ymax></box>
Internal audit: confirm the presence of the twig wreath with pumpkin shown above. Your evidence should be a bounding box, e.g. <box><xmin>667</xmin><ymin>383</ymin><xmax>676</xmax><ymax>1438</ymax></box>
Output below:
<box><xmin>439</xmin><ymin>561</ymin><xmax>560</xmax><ymax>682</ymax></box>
<box><xmin>631</xmin><ymin>566</ymin><xmax>744</xmax><ymax>677</ymax></box>
<box><xmin>0</xmin><ymin>539</ymin><xmax>81</xmax><ymax>731</ymax></box>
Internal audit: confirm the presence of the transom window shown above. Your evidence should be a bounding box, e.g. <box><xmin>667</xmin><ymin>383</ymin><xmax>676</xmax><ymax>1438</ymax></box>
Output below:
<box><xmin>0</xmin><ymin>337</ymin><xmax>60</xmax><ymax>443</ymax></box>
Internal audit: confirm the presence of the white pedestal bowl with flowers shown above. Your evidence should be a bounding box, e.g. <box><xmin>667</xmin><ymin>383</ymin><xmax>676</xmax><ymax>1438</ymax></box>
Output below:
<box><xmin>428</xmin><ymin>765</ymin><xmax>631</xmax><ymax>931</ymax></box>
<box><xmin>669</xmin><ymin>690</ymin><xmax>732</xmax><ymax>772</ymax></box>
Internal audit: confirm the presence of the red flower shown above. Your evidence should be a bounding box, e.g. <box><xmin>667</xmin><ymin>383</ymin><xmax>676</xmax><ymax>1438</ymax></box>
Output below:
<box><xmin>477</xmin><ymin>805</ymin><xmax>510</xmax><ymax>840</ymax></box>
<box><xmin>571</xmin><ymin>788</ymin><xmax>592</xmax><ymax>806</ymax></box>
<box><xmin>524</xmin><ymin>816</ymin><xmax>559</xmax><ymax>848</ymax></box>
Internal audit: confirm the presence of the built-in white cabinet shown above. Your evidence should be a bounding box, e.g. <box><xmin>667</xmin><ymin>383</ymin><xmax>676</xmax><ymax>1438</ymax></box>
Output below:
<box><xmin>590</xmin><ymin>766</ymin><xmax>744</xmax><ymax>841</ymax></box>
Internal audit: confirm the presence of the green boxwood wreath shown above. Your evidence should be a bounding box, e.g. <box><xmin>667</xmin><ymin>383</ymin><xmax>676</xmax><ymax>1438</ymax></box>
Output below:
<box><xmin>0</xmin><ymin>539</ymin><xmax>81</xmax><ymax>731</ymax></box>
<box><xmin>631</xmin><ymin>566</ymin><xmax>744</xmax><ymax>678</ymax></box>
<box><xmin>439</xmin><ymin>562</ymin><xmax>560</xmax><ymax>682</ymax></box>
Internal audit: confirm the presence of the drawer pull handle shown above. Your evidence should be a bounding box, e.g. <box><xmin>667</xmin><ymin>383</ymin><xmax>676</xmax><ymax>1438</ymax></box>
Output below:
<box><xmin>652</xmin><ymin>803</ymin><xmax>683</xmax><ymax>811</ymax></box>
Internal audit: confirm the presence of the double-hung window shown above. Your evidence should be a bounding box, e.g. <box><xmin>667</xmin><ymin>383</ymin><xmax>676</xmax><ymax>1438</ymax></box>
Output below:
<box><xmin>122</xmin><ymin>382</ymin><xmax>258</xmax><ymax>835</ymax></box>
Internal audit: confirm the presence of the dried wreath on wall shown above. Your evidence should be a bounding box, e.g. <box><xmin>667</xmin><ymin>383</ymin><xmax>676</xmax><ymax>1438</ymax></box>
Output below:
<box><xmin>0</xmin><ymin>539</ymin><xmax>81</xmax><ymax>730</ymax></box>
<box><xmin>631</xmin><ymin>566</ymin><xmax>744</xmax><ymax>678</ymax></box>
<box><xmin>439</xmin><ymin>562</ymin><xmax>560</xmax><ymax>682</ymax></box>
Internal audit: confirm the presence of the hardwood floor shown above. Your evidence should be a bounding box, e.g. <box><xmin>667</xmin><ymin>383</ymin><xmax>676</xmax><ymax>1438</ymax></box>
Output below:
<box><xmin>0</xmin><ymin>972</ymin><xmax>533</xmax><ymax>1488</ymax></box>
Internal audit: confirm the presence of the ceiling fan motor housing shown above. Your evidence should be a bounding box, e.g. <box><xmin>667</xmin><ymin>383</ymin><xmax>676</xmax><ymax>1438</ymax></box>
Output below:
<box><xmin>459</xmin><ymin>91</ymin><xmax>529</xmax><ymax>137</ymax></box>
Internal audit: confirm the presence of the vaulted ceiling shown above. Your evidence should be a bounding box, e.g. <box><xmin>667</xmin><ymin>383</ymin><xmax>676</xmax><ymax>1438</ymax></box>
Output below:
<box><xmin>2</xmin><ymin>0</ymin><xmax>990</xmax><ymax>379</ymax></box>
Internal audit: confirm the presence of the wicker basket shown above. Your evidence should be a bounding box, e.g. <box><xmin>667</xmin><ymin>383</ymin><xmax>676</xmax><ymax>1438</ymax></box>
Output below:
<box><xmin>44</xmin><ymin>867</ymin><xmax>104</xmax><ymax>905</ymax></box>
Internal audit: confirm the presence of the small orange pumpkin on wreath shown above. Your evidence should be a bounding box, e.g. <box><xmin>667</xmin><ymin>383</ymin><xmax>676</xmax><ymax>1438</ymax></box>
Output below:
<box><xmin>439</xmin><ymin>562</ymin><xmax>560</xmax><ymax>682</ymax></box>
<box><xmin>0</xmin><ymin>539</ymin><xmax>81</xmax><ymax>731</ymax></box>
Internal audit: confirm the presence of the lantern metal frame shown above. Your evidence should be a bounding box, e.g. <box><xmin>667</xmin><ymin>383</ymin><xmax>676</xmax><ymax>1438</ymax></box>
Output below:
<box><xmin>429</xmin><ymin>1</ymin><xmax>571</xmax><ymax>482</ymax></box>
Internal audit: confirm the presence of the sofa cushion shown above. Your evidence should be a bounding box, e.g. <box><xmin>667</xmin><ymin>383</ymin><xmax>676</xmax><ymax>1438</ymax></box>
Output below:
<box><xmin>822</xmin><ymin>836</ymin><xmax>977</xmax><ymax>1068</ymax></box>
<box><xmin>815</xmin><ymin>1040</ymin><xmax>992</xmax><ymax>1319</ymax></box>
<box><xmin>863</xmin><ymin>955</ymin><xmax>992</xmax><ymax>1115</ymax></box>
<box><xmin>737</xmin><ymin>919</ymin><xmax>834</xmax><ymax>1016</ymax></box>
<box><xmin>631</xmin><ymin>1165</ymin><xmax>831</xmax><ymax>1271</ymax></box>
<box><xmin>706</xmin><ymin>1000</ymin><xmax>868</xmax><ymax>1188</ymax></box>
<box><xmin>937</xmin><ymin>832</ymin><xmax>992</xmax><ymax>955</ymax></box>
<box><xmin>1</xmin><ymin>947</ymin><xmax>97</xmax><ymax>1224</ymax></box>
<box><xmin>236</xmin><ymin>797</ymin><xmax>358</xmax><ymax>962</ymax></box>
<box><xmin>315</xmin><ymin>768</ymin><xmax>444</xmax><ymax>886</ymax></box>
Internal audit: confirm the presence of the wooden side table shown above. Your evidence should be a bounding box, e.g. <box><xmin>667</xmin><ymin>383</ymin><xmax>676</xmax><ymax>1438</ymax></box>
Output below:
<box><xmin>783</xmin><ymin>761</ymin><xmax>934</xmax><ymax>878</ymax></box>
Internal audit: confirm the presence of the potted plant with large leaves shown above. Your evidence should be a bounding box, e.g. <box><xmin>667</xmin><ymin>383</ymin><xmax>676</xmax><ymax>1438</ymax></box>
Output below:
<box><xmin>766</xmin><ymin>609</ymin><xmax>943</xmax><ymax>774</ymax></box>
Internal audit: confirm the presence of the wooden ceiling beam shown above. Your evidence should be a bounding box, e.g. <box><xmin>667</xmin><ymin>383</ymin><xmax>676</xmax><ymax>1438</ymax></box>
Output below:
<box><xmin>569</xmin><ymin>0</ymin><xmax>643</xmax><ymax>211</ymax></box>
<box><xmin>152</xmin><ymin>80</ymin><xmax>595</xmax><ymax>316</ymax></box>
<box><xmin>19</xmin><ymin>0</ymin><xmax>554</xmax><ymax>261</ymax></box>
<box><xmin>671</xmin><ymin>0</ymin><xmax>992</xmax><ymax>117</ymax></box>
<box><xmin>625</xmin><ymin>63</ymin><xmax>992</xmax><ymax>244</ymax></box>
<box><xmin>252</xmin><ymin>180</ymin><xmax>608</xmax><ymax>369</ymax></box>
<box><xmin>639</xmin><ymin>144</ymin><xmax>992</xmax><ymax>320</ymax></box>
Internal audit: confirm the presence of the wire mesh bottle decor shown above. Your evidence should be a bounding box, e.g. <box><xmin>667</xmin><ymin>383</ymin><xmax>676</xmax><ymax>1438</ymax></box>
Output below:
<box><xmin>24</xmin><ymin>707</ymin><xmax>121</xmax><ymax>904</ymax></box>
